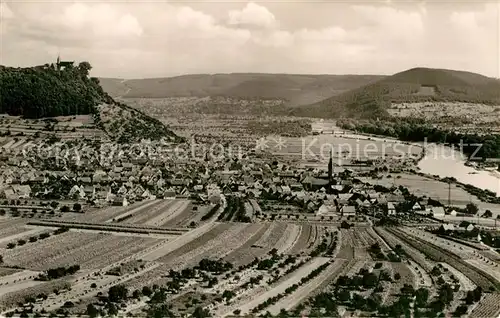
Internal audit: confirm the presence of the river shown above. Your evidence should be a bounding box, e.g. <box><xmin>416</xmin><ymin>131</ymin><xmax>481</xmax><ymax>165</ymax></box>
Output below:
<box><xmin>418</xmin><ymin>144</ymin><xmax>500</xmax><ymax>196</ymax></box>
<box><xmin>284</xmin><ymin>120</ymin><xmax>500</xmax><ymax>196</ymax></box>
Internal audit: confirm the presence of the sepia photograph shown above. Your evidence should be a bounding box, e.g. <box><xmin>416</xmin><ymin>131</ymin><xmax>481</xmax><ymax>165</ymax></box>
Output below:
<box><xmin>0</xmin><ymin>0</ymin><xmax>500</xmax><ymax>317</ymax></box>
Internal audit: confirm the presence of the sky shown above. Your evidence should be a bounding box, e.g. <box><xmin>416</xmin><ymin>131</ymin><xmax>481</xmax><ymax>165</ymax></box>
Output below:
<box><xmin>1</xmin><ymin>0</ymin><xmax>499</xmax><ymax>79</ymax></box>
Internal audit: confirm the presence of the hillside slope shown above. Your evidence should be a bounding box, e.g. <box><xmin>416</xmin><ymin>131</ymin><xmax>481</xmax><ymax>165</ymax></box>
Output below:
<box><xmin>291</xmin><ymin>67</ymin><xmax>500</xmax><ymax>119</ymax></box>
<box><xmin>99</xmin><ymin>73</ymin><xmax>385</xmax><ymax>106</ymax></box>
<box><xmin>0</xmin><ymin>63</ymin><xmax>180</xmax><ymax>142</ymax></box>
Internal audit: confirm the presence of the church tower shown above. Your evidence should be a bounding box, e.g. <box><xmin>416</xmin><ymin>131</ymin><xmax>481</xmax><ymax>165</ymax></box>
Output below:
<box><xmin>327</xmin><ymin>148</ymin><xmax>333</xmax><ymax>183</ymax></box>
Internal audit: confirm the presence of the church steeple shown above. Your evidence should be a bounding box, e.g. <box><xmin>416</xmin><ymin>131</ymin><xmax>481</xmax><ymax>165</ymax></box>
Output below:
<box><xmin>328</xmin><ymin>148</ymin><xmax>333</xmax><ymax>183</ymax></box>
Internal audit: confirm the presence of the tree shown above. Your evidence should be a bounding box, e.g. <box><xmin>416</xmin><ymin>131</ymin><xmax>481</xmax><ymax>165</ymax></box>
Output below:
<box><xmin>340</xmin><ymin>221</ymin><xmax>351</xmax><ymax>229</ymax></box>
<box><xmin>394</xmin><ymin>273</ymin><xmax>401</xmax><ymax>280</ymax></box>
<box><xmin>438</xmin><ymin>284</ymin><xmax>454</xmax><ymax>305</ymax></box>
<box><xmin>108</xmin><ymin>285</ymin><xmax>128</xmax><ymax>302</ymax></box>
<box><xmin>106</xmin><ymin>303</ymin><xmax>118</xmax><ymax>316</ymax></box>
<box><xmin>63</xmin><ymin>301</ymin><xmax>74</xmax><ymax>308</ymax></box>
<box><xmin>466</xmin><ymin>203</ymin><xmax>479</xmax><ymax>215</ymax></box>
<box><xmin>150</xmin><ymin>290</ymin><xmax>167</xmax><ymax>304</ymax></box>
<box><xmin>380</xmin><ymin>270</ymin><xmax>392</xmax><ymax>281</ymax></box>
<box><xmin>337</xmin><ymin>289</ymin><xmax>351</xmax><ymax>302</ymax></box>
<box><xmin>352</xmin><ymin>293</ymin><xmax>366</xmax><ymax>309</ymax></box>
<box><xmin>222</xmin><ymin>290</ymin><xmax>235</xmax><ymax>301</ymax></box>
<box><xmin>431</xmin><ymin>266</ymin><xmax>441</xmax><ymax>276</ymax></box>
<box><xmin>454</xmin><ymin>305</ymin><xmax>468</xmax><ymax>316</ymax></box>
<box><xmin>401</xmin><ymin>284</ymin><xmax>415</xmax><ymax>295</ymax></box>
<box><xmin>60</xmin><ymin>206</ymin><xmax>70</xmax><ymax>213</ymax></box>
<box><xmin>86</xmin><ymin>304</ymin><xmax>99</xmax><ymax>318</ymax></box>
<box><xmin>366</xmin><ymin>293</ymin><xmax>382</xmax><ymax>312</ymax></box>
<box><xmin>362</xmin><ymin>273</ymin><xmax>379</xmax><ymax>288</ymax></box>
<box><xmin>78</xmin><ymin>61</ymin><xmax>92</xmax><ymax>77</ymax></box>
<box><xmin>482</xmin><ymin>210</ymin><xmax>493</xmax><ymax>218</ymax></box>
<box><xmin>472</xmin><ymin>286</ymin><xmax>482</xmax><ymax>302</ymax></box>
<box><xmin>73</xmin><ymin>203</ymin><xmax>82</xmax><ymax>212</ymax></box>
<box><xmin>465</xmin><ymin>291</ymin><xmax>475</xmax><ymax>305</ymax></box>
<box><xmin>192</xmin><ymin>306</ymin><xmax>211</xmax><ymax>318</ymax></box>
<box><xmin>415</xmin><ymin>288</ymin><xmax>429</xmax><ymax>307</ymax></box>
<box><xmin>147</xmin><ymin>304</ymin><xmax>174</xmax><ymax>318</ymax></box>
<box><xmin>142</xmin><ymin>286</ymin><xmax>153</xmax><ymax>297</ymax></box>
<box><xmin>132</xmin><ymin>290</ymin><xmax>141</xmax><ymax>299</ymax></box>
<box><xmin>430</xmin><ymin>299</ymin><xmax>445</xmax><ymax>313</ymax></box>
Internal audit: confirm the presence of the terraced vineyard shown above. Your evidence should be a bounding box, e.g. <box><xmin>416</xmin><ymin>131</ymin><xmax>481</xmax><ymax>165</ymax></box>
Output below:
<box><xmin>388</xmin><ymin>227</ymin><xmax>500</xmax><ymax>291</ymax></box>
<box><xmin>470</xmin><ymin>293</ymin><xmax>500</xmax><ymax>318</ymax></box>
<box><xmin>4</xmin><ymin>206</ymin><xmax>499</xmax><ymax>318</ymax></box>
<box><xmin>3</xmin><ymin>231</ymin><xmax>159</xmax><ymax>270</ymax></box>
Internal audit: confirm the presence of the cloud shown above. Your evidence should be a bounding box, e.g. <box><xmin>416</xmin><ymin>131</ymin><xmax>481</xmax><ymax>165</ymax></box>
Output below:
<box><xmin>227</xmin><ymin>2</ymin><xmax>277</xmax><ymax>29</ymax></box>
<box><xmin>296</xmin><ymin>27</ymin><xmax>347</xmax><ymax>42</ymax></box>
<box><xmin>0</xmin><ymin>2</ymin><xmax>14</xmax><ymax>20</ymax></box>
<box><xmin>0</xmin><ymin>1</ymin><xmax>497</xmax><ymax>78</ymax></box>
<box><xmin>351</xmin><ymin>5</ymin><xmax>425</xmax><ymax>41</ymax></box>
<box><xmin>60</xmin><ymin>3</ymin><xmax>143</xmax><ymax>37</ymax></box>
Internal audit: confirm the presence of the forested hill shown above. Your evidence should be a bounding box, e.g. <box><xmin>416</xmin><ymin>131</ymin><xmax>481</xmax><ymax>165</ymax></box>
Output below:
<box><xmin>0</xmin><ymin>62</ymin><xmax>181</xmax><ymax>143</ymax></box>
<box><xmin>290</xmin><ymin>67</ymin><xmax>500</xmax><ymax>119</ymax></box>
<box><xmin>0</xmin><ymin>62</ymin><xmax>110</xmax><ymax>118</ymax></box>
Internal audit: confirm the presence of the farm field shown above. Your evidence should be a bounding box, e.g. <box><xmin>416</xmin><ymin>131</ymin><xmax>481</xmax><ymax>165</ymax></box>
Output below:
<box><xmin>228</xmin><ymin>257</ymin><xmax>331</xmax><ymax>315</ymax></box>
<box><xmin>2</xmin><ymin>231</ymin><xmax>159</xmax><ymax>270</ymax></box>
<box><xmin>0</xmin><ymin>226</ymin><xmax>53</xmax><ymax>247</ymax></box>
<box><xmin>120</xmin><ymin>200</ymin><xmax>180</xmax><ymax>225</ymax></box>
<box><xmin>164</xmin><ymin>223</ymin><xmax>264</xmax><ymax>270</ymax></box>
<box><xmin>469</xmin><ymin>293</ymin><xmax>500</xmax><ymax>318</ymax></box>
<box><xmin>0</xmin><ymin>219</ymin><xmax>31</xmax><ymax>241</ymax></box>
<box><xmin>2</xmin><ymin>209</ymin><xmax>499</xmax><ymax>318</ymax></box>
<box><xmin>65</xmin><ymin>200</ymin><xmax>162</xmax><ymax>223</ymax></box>
<box><xmin>266</xmin><ymin>259</ymin><xmax>345</xmax><ymax>315</ymax></box>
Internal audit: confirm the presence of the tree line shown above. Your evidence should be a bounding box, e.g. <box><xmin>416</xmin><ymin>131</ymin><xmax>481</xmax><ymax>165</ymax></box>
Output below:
<box><xmin>339</xmin><ymin>118</ymin><xmax>500</xmax><ymax>159</ymax></box>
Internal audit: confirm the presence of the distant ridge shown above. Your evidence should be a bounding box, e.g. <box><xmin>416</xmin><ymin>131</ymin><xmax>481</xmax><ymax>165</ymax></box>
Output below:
<box><xmin>290</xmin><ymin>67</ymin><xmax>500</xmax><ymax>119</ymax></box>
<box><xmin>99</xmin><ymin>73</ymin><xmax>385</xmax><ymax>106</ymax></box>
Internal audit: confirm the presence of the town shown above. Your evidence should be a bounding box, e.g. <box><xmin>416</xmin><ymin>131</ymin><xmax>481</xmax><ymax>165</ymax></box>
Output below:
<box><xmin>0</xmin><ymin>121</ymin><xmax>499</xmax><ymax>317</ymax></box>
<box><xmin>1</xmin><ymin>1</ymin><xmax>500</xmax><ymax>316</ymax></box>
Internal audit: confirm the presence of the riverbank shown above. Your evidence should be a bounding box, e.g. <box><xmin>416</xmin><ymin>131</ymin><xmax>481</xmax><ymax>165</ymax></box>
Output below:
<box><xmin>316</xmin><ymin>123</ymin><xmax>500</xmax><ymax>204</ymax></box>
<box><xmin>417</xmin><ymin>144</ymin><xmax>500</xmax><ymax>197</ymax></box>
